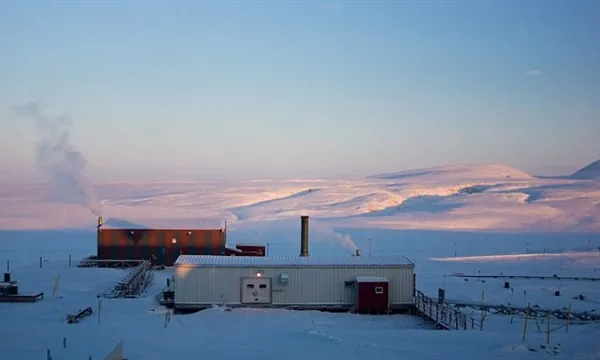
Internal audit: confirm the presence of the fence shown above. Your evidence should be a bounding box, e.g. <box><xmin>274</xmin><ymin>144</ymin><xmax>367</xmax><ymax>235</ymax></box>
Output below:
<box><xmin>414</xmin><ymin>290</ymin><xmax>483</xmax><ymax>330</ymax></box>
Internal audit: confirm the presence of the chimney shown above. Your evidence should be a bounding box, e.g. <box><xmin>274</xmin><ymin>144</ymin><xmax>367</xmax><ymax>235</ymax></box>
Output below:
<box><xmin>300</xmin><ymin>216</ymin><xmax>309</xmax><ymax>257</ymax></box>
<box><xmin>97</xmin><ymin>216</ymin><xmax>104</xmax><ymax>229</ymax></box>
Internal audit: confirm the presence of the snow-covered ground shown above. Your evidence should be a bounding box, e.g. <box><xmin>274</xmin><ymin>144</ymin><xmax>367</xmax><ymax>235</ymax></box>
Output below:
<box><xmin>1</xmin><ymin>163</ymin><xmax>600</xmax><ymax>359</ymax></box>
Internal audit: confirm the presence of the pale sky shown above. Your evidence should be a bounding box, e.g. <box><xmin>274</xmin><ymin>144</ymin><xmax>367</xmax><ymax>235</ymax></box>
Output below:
<box><xmin>1</xmin><ymin>0</ymin><xmax>599</xmax><ymax>182</ymax></box>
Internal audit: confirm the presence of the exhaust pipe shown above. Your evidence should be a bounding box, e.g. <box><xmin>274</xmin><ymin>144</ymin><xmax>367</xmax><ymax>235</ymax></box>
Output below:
<box><xmin>300</xmin><ymin>216</ymin><xmax>309</xmax><ymax>257</ymax></box>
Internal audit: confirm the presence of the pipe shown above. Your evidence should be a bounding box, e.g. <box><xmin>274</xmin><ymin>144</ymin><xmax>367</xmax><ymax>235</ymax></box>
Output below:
<box><xmin>300</xmin><ymin>216</ymin><xmax>309</xmax><ymax>257</ymax></box>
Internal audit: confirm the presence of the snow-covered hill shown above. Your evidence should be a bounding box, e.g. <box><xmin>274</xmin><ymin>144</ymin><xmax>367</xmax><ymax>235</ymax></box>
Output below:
<box><xmin>1</xmin><ymin>163</ymin><xmax>599</xmax><ymax>232</ymax></box>
<box><xmin>571</xmin><ymin>159</ymin><xmax>600</xmax><ymax>179</ymax></box>
<box><xmin>369</xmin><ymin>163</ymin><xmax>534</xmax><ymax>182</ymax></box>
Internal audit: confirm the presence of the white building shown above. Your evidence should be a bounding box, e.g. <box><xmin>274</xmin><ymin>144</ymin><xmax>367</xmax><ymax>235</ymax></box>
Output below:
<box><xmin>173</xmin><ymin>254</ymin><xmax>415</xmax><ymax>312</ymax></box>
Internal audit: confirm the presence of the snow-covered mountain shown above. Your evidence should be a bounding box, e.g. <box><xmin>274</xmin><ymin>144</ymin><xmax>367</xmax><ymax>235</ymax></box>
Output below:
<box><xmin>571</xmin><ymin>159</ymin><xmax>600</xmax><ymax>179</ymax></box>
<box><xmin>1</xmin><ymin>163</ymin><xmax>599</xmax><ymax>232</ymax></box>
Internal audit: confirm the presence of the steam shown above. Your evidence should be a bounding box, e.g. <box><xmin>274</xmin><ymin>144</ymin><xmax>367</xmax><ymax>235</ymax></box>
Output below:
<box><xmin>309</xmin><ymin>219</ymin><xmax>358</xmax><ymax>252</ymax></box>
<box><xmin>13</xmin><ymin>102</ymin><xmax>103</xmax><ymax>216</ymax></box>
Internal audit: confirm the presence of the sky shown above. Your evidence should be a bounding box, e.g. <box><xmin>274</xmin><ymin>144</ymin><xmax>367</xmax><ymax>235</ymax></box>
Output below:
<box><xmin>1</xmin><ymin>0</ymin><xmax>599</xmax><ymax>182</ymax></box>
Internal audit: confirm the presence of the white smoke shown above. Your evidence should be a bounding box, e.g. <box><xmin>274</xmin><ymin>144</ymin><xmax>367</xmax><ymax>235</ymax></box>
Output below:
<box><xmin>309</xmin><ymin>219</ymin><xmax>358</xmax><ymax>252</ymax></box>
<box><xmin>13</xmin><ymin>102</ymin><xmax>103</xmax><ymax>216</ymax></box>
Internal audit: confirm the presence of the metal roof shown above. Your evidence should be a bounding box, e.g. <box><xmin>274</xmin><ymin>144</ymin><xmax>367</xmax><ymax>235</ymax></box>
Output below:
<box><xmin>174</xmin><ymin>254</ymin><xmax>414</xmax><ymax>267</ymax></box>
<box><xmin>100</xmin><ymin>217</ymin><xmax>225</xmax><ymax>230</ymax></box>
<box><xmin>355</xmin><ymin>276</ymin><xmax>390</xmax><ymax>283</ymax></box>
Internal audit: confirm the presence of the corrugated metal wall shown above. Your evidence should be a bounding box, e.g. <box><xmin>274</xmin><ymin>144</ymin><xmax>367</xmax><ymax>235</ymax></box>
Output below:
<box><xmin>97</xmin><ymin>229</ymin><xmax>227</xmax><ymax>265</ymax></box>
<box><xmin>174</xmin><ymin>265</ymin><xmax>414</xmax><ymax>308</ymax></box>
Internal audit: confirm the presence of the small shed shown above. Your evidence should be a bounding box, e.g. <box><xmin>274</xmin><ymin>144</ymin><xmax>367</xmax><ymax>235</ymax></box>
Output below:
<box><xmin>173</xmin><ymin>254</ymin><xmax>415</xmax><ymax>312</ymax></box>
<box><xmin>355</xmin><ymin>276</ymin><xmax>390</xmax><ymax>314</ymax></box>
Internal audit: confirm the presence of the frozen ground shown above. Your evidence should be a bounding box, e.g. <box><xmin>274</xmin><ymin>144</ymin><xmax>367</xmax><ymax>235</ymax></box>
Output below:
<box><xmin>1</xmin><ymin>163</ymin><xmax>600</xmax><ymax>359</ymax></box>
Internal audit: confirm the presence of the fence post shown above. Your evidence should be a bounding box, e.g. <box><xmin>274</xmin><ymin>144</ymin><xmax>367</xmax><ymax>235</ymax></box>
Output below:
<box><xmin>479</xmin><ymin>290</ymin><xmax>485</xmax><ymax>331</ymax></box>
<box><xmin>40</xmin><ymin>257</ymin><xmax>43</xmax><ymax>269</ymax></box>
<box><xmin>46</xmin><ymin>349</ymin><xmax>51</xmax><ymax>360</ymax></box>
<box><xmin>522</xmin><ymin>303</ymin><xmax>530</xmax><ymax>342</ymax></box>
<box><xmin>565</xmin><ymin>303</ymin><xmax>572</xmax><ymax>332</ymax></box>
<box><xmin>455</xmin><ymin>311</ymin><xmax>459</xmax><ymax>330</ymax></box>
<box><xmin>69</xmin><ymin>254</ymin><xmax>71</xmax><ymax>267</ymax></box>
<box><xmin>546</xmin><ymin>311</ymin><xmax>551</xmax><ymax>345</ymax></box>
<box><xmin>63</xmin><ymin>336</ymin><xmax>67</xmax><ymax>348</ymax></box>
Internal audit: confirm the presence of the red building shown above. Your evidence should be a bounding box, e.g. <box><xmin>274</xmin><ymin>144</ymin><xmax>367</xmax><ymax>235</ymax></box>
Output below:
<box><xmin>97</xmin><ymin>217</ymin><xmax>265</xmax><ymax>266</ymax></box>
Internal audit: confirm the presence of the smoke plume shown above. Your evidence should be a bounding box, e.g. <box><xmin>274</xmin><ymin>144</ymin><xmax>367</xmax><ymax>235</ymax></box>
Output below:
<box><xmin>13</xmin><ymin>102</ymin><xmax>103</xmax><ymax>216</ymax></box>
<box><xmin>310</xmin><ymin>219</ymin><xmax>358</xmax><ymax>252</ymax></box>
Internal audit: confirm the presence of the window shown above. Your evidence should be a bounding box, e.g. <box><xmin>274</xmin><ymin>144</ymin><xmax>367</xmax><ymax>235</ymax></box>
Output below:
<box><xmin>374</xmin><ymin>286</ymin><xmax>384</xmax><ymax>294</ymax></box>
<box><xmin>246</xmin><ymin>284</ymin><xmax>254</xmax><ymax>289</ymax></box>
<box><xmin>259</xmin><ymin>284</ymin><xmax>267</xmax><ymax>289</ymax></box>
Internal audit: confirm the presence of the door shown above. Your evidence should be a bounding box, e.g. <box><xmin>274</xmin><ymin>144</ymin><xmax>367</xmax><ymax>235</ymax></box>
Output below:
<box><xmin>240</xmin><ymin>277</ymin><xmax>272</xmax><ymax>304</ymax></box>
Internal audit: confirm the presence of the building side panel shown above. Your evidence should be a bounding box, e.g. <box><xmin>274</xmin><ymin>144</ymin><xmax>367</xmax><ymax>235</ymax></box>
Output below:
<box><xmin>175</xmin><ymin>265</ymin><xmax>414</xmax><ymax>307</ymax></box>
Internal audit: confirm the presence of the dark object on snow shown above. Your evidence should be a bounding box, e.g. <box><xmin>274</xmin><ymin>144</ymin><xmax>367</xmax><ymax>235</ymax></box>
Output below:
<box><xmin>554</xmin><ymin>291</ymin><xmax>560</xmax><ymax>297</ymax></box>
<box><xmin>163</xmin><ymin>290</ymin><xmax>174</xmax><ymax>301</ymax></box>
<box><xmin>504</xmin><ymin>281</ymin><xmax>510</xmax><ymax>289</ymax></box>
<box><xmin>66</xmin><ymin>307</ymin><xmax>93</xmax><ymax>324</ymax></box>
<box><xmin>300</xmin><ymin>215</ymin><xmax>309</xmax><ymax>257</ymax></box>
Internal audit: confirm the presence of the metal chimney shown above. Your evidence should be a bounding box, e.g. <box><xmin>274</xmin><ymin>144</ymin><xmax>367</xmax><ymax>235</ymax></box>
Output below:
<box><xmin>300</xmin><ymin>216</ymin><xmax>309</xmax><ymax>257</ymax></box>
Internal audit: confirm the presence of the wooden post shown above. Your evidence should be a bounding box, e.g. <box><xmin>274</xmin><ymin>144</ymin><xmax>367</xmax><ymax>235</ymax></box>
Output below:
<box><xmin>429</xmin><ymin>299</ymin><xmax>432</xmax><ymax>319</ymax></box>
<box><xmin>63</xmin><ymin>337</ymin><xmax>67</xmax><ymax>348</ymax></box>
<box><xmin>522</xmin><ymin>303</ymin><xmax>530</xmax><ymax>342</ymax></box>
<box><xmin>40</xmin><ymin>257</ymin><xmax>43</xmax><ymax>269</ymax></box>
<box><xmin>479</xmin><ymin>290</ymin><xmax>485</xmax><ymax>331</ymax></box>
<box><xmin>565</xmin><ymin>303</ymin><xmax>572</xmax><ymax>333</ymax></box>
<box><xmin>546</xmin><ymin>310</ymin><xmax>551</xmax><ymax>345</ymax></box>
<box><xmin>97</xmin><ymin>297</ymin><xmax>102</xmax><ymax>325</ymax></box>
<box><xmin>455</xmin><ymin>311</ymin><xmax>459</xmax><ymax>330</ymax></box>
<box><xmin>69</xmin><ymin>254</ymin><xmax>71</xmax><ymax>267</ymax></box>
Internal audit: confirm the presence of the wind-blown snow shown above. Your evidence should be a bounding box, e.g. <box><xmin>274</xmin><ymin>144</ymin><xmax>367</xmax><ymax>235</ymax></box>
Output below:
<box><xmin>1</xmin><ymin>163</ymin><xmax>598</xmax><ymax>232</ymax></box>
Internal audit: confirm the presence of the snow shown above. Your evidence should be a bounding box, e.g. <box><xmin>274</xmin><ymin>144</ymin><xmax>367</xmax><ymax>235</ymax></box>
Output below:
<box><xmin>174</xmin><ymin>254</ymin><xmax>414</xmax><ymax>267</ymax></box>
<box><xmin>1</xmin><ymin>162</ymin><xmax>600</xmax><ymax>359</ymax></box>
<box><xmin>572</xmin><ymin>159</ymin><xmax>600</xmax><ymax>180</ymax></box>
<box><xmin>2</xmin><ymin>163</ymin><xmax>599</xmax><ymax>232</ymax></box>
<box><xmin>355</xmin><ymin>276</ymin><xmax>390</xmax><ymax>283</ymax></box>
